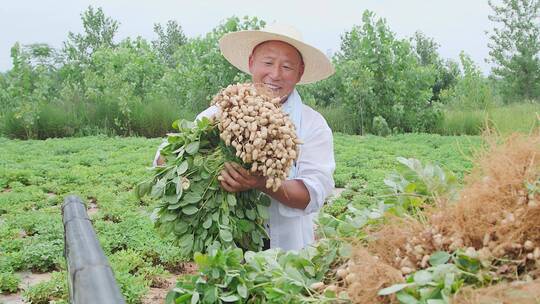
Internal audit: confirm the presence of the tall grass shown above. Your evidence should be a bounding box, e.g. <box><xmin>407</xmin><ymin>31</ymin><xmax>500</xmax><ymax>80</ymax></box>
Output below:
<box><xmin>489</xmin><ymin>102</ymin><xmax>540</xmax><ymax>134</ymax></box>
<box><xmin>436</xmin><ymin>102</ymin><xmax>539</xmax><ymax>136</ymax></box>
<box><xmin>0</xmin><ymin>98</ymin><xmax>196</xmax><ymax>139</ymax></box>
<box><xmin>314</xmin><ymin>105</ymin><xmax>361</xmax><ymax>134</ymax></box>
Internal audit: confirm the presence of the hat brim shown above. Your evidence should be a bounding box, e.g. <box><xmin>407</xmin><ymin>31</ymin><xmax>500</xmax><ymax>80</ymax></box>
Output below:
<box><xmin>219</xmin><ymin>30</ymin><xmax>334</xmax><ymax>85</ymax></box>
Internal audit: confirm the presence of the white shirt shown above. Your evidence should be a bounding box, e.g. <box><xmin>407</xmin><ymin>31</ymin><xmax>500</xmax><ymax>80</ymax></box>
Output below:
<box><xmin>153</xmin><ymin>93</ymin><xmax>335</xmax><ymax>252</ymax></box>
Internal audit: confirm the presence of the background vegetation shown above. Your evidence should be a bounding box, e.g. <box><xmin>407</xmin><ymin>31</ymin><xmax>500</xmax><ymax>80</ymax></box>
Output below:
<box><xmin>0</xmin><ymin>1</ymin><xmax>538</xmax><ymax>139</ymax></box>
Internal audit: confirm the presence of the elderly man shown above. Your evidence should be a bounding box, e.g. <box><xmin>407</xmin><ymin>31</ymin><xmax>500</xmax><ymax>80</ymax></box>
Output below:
<box><xmin>154</xmin><ymin>23</ymin><xmax>335</xmax><ymax>251</ymax></box>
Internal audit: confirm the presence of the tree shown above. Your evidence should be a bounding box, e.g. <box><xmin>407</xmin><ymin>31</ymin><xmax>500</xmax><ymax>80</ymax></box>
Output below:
<box><xmin>411</xmin><ymin>31</ymin><xmax>440</xmax><ymax>67</ymax></box>
<box><xmin>440</xmin><ymin>52</ymin><xmax>494</xmax><ymax>110</ymax></box>
<box><xmin>410</xmin><ymin>32</ymin><xmax>459</xmax><ymax>102</ymax></box>
<box><xmin>152</xmin><ymin>20</ymin><xmax>187</xmax><ymax>67</ymax></box>
<box><xmin>63</xmin><ymin>6</ymin><xmax>119</xmax><ymax>63</ymax></box>
<box><xmin>335</xmin><ymin>11</ymin><xmax>438</xmax><ymax>133</ymax></box>
<box><xmin>487</xmin><ymin>0</ymin><xmax>540</xmax><ymax>101</ymax></box>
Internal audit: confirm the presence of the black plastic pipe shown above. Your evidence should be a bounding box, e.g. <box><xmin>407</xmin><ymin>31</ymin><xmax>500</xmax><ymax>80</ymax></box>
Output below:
<box><xmin>62</xmin><ymin>195</ymin><xmax>125</xmax><ymax>304</ymax></box>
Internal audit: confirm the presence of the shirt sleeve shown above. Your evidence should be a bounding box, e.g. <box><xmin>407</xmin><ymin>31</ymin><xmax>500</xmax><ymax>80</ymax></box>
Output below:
<box><xmin>152</xmin><ymin>105</ymin><xmax>220</xmax><ymax>167</ymax></box>
<box><xmin>278</xmin><ymin>118</ymin><xmax>335</xmax><ymax>217</ymax></box>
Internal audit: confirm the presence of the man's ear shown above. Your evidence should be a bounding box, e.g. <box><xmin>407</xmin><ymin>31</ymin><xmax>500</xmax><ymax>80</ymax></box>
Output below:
<box><xmin>297</xmin><ymin>63</ymin><xmax>305</xmax><ymax>82</ymax></box>
<box><xmin>248</xmin><ymin>54</ymin><xmax>255</xmax><ymax>74</ymax></box>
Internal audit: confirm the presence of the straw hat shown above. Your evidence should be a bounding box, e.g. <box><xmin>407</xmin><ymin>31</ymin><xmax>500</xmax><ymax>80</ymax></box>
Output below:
<box><xmin>219</xmin><ymin>23</ymin><xmax>334</xmax><ymax>84</ymax></box>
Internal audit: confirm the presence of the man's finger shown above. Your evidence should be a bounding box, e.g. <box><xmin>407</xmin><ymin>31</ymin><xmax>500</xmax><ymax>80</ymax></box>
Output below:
<box><xmin>220</xmin><ymin>168</ymin><xmax>242</xmax><ymax>189</ymax></box>
<box><xmin>228</xmin><ymin>162</ymin><xmax>251</xmax><ymax>180</ymax></box>
<box><xmin>224</xmin><ymin>163</ymin><xmax>249</xmax><ymax>184</ymax></box>
<box><xmin>220</xmin><ymin>180</ymin><xmax>237</xmax><ymax>193</ymax></box>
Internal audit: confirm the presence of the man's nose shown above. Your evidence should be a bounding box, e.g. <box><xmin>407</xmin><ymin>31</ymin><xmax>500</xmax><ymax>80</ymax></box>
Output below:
<box><xmin>269</xmin><ymin>65</ymin><xmax>281</xmax><ymax>79</ymax></box>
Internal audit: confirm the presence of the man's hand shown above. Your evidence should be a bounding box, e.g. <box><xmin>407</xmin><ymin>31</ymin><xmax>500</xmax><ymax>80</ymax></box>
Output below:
<box><xmin>219</xmin><ymin>162</ymin><xmax>311</xmax><ymax>210</ymax></box>
<box><xmin>219</xmin><ymin>162</ymin><xmax>265</xmax><ymax>193</ymax></box>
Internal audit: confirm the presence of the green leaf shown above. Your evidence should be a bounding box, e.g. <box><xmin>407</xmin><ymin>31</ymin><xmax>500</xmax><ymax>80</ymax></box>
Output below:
<box><xmin>426</xmin><ymin>300</ymin><xmax>447</xmax><ymax>304</ymax></box>
<box><xmin>191</xmin><ymin>291</ymin><xmax>199</xmax><ymax>304</ymax></box>
<box><xmin>164</xmin><ymin>194</ymin><xmax>178</xmax><ymax>204</ymax></box>
<box><xmin>182</xmin><ymin>192</ymin><xmax>202</xmax><ymax>205</ymax></box>
<box><xmin>177</xmin><ymin>161</ymin><xmax>189</xmax><ymax>175</ymax></box>
<box><xmin>245</xmin><ymin>209</ymin><xmax>256</xmax><ymax>220</ymax></box>
<box><xmin>200</xmin><ymin>170</ymin><xmax>210</xmax><ymax>179</ymax></box>
<box><xmin>413</xmin><ymin>270</ymin><xmax>433</xmax><ymax>286</ymax></box>
<box><xmin>256</xmin><ymin>204</ymin><xmax>268</xmax><ymax>219</ymax></box>
<box><xmin>182</xmin><ymin>206</ymin><xmax>199</xmax><ymax>215</ymax></box>
<box><xmin>150</xmin><ymin>179</ymin><xmax>166</xmax><ymax>198</ymax></box>
<box><xmin>135</xmin><ymin>180</ymin><xmax>152</xmax><ymax>198</ymax></box>
<box><xmin>179</xmin><ymin>233</ymin><xmax>194</xmax><ymax>251</ymax></box>
<box><xmin>168</xmin><ymin>202</ymin><xmax>182</xmax><ymax>210</ymax></box>
<box><xmin>396</xmin><ymin>292</ymin><xmax>420</xmax><ymax>304</ymax></box>
<box><xmin>174</xmin><ymin>221</ymin><xmax>189</xmax><ymax>235</ymax></box>
<box><xmin>219</xmin><ymin>229</ymin><xmax>233</xmax><ymax>242</ymax></box>
<box><xmin>338</xmin><ymin>243</ymin><xmax>353</xmax><ymax>257</ymax></box>
<box><xmin>237</xmin><ymin>284</ymin><xmax>248</xmax><ymax>298</ymax></box>
<box><xmin>227</xmin><ymin>193</ymin><xmax>237</xmax><ymax>207</ymax></box>
<box><xmin>429</xmin><ymin>251</ymin><xmax>451</xmax><ymax>266</ymax></box>
<box><xmin>161</xmin><ymin>212</ymin><xmax>177</xmax><ymax>222</ymax></box>
<box><xmin>202</xmin><ymin>216</ymin><xmax>212</xmax><ymax>229</ymax></box>
<box><xmin>165</xmin><ymin>291</ymin><xmax>178</xmax><ymax>304</ymax></box>
<box><xmin>220</xmin><ymin>294</ymin><xmax>239</xmax><ymax>302</ymax></box>
<box><xmin>186</xmin><ymin>141</ymin><xmax>200</xmax><ymax>155</ymax></box>
<box><xmin>193</xmin><ymin>155</ymin><xmax>203</xmax><ymax>167</ymax></box>
<box><xmin>251</xmin><ymin>231</ymin><xmax>261</xmax><ymax>244</ymax></box>
<box><xmin>378</xmin><ymin>283</ymin><xmax>413</xmax><ymax>296</ymax></box>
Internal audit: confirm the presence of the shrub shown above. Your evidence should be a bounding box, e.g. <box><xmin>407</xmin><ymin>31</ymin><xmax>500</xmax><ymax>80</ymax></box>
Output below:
<box><xmin>0</xmin><ymin>271</ymin><xmax>20</xmax><ymax>294</ymax></box>
<box><xmin>372</xmin><ymin>115</ymin><xmax>391</xmax><ymax>136</ymax></box>
<box><xmin>22</xmin><ymin>271</ymin><xmax>67</xmax><ymax>304</ymax></box>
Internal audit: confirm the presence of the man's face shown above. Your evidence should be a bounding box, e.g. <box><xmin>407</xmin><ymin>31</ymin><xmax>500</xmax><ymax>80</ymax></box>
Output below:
<box><xmin>248</xmin><ymin>40</ymin><xmax>305</xmax><ymax>100</ymax></box>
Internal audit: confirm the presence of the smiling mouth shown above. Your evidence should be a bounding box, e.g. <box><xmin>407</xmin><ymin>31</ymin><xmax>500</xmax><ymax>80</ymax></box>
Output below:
<box><xmin>264</xmin><ymin>83</ymin><xmax>281</xmax><ymax>90</ymax></box>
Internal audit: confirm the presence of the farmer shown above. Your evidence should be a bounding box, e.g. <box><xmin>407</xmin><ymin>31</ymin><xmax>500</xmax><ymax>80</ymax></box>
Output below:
<box><xmin>154</xmin><ymin>23</ymin><xmax>335</xmax><ymax>251</ymax></box>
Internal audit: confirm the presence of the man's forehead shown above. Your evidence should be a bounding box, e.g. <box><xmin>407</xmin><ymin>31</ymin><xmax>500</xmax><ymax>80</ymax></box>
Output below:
<box><xmin>251</xmin><ymin>41</ymin><xmax>303</xmax><ymax>62</ymax></box>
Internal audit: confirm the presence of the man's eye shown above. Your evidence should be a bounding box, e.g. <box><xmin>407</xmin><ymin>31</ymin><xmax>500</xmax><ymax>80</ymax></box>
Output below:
<box><xmin>283</xmin><ymin>66</ymin><xmax>292</xmax><ymax>70</ymax></box>
<box><xmin>263</xmin><ymin>62</ymin><xmax>272</xmax><ymax>66</ymax></box>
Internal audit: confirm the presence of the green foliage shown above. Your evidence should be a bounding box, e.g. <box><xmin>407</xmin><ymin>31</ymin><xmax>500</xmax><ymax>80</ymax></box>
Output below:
<box><xmin>63</xmin><ymin>5</ymin><xmax>119</xmax><ymax>62</ymax></box>
<box><xmin>0</xmin><ymin>132</ymin><xmax>481</xmax><ymax>302</ymax></box>
<box><xmin>22</xmin><ymin>238</ymin><xmax>64</xmax><ymax>272</ymax></box>
<box><xmin>0</xmin><ymin>135</ymin><xmax>183</xmax><ymax>301</ymax></box>
<box><xmin>436</xmin><ymin>109</ymin><xmax>485</xmax><ymax>136</ymax></box>
<box><xmin>372</xmin><ymin>115</ymin><xmax>391</xmax><ymax>136</ymax></box>
<box><xmin>22</xmin><ymin>271</ymin><xmax>68</xmax><ymax>304</ymax></box>
<box><xmin>0</xmin><ymin>6</ymin><xmax>537</xmax><ymax>139</ymax></box>
<box><xmin>487</xmin><ymin>101</ymin><xmax>540</xmax><ymax>133</ymax></box>
<box><xmin>152</xmin><ymin>20</ymin><xmax>187</xmax><ymax>67</ymax></box>
<box><xmin>0</xmin><ymin>271</ymin><xmax>20</xmax><ymax>294</ymax></box>
<box><xmin>326</xmin><ymin>133</ymin><xmax>481</xmax><ymax>216</ymax></box>
<box><xmin>381</xmin><ymin>157</ymin><xmax>458</xmax><ymax>217</ymax></box>
<box><xmin>159</xmin><ymin>16</ymin><xmax>265</xmax><ymax>115</ymax></box>
<box><xmin>379</xmin><ymin>249</ymin><xmax>493</xmax><ymax>303</ymax></box>
<box><xmin>487</xmin><ymin>0</ymin><xmax>540</xmax><ymax>101</ymax></box>
<box><xmin>166</xmin><ymin>241</ymin><xmax>346</xmax><ymax>304</ymax></box>
<box><xmin>0</xmin><ymin>10</ymin><xmax>267</xmax><ymax>139</ymax></box>
<box><xmin>108</xmin><ymin>249</ymin><xmax>169</xmax><ymax>303</ymax></box>
<box><xmin>136</xmin><ymin>118</ymin><xmax>270</xmax><ymax>257</ymax></box>
<box><xmin>440</xmin><ymin>52</ymin><xmax>495</xmax><ymax>110</ymax></box>
<box><xmin>335</xmin><ymin>10</ymin><xmax>440</xmax><ymax>133</ymax></box>
<box><xmin>410</xmin><ymin>31</ymin><xmax>460</xmax><ymax>102</ymax></box>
